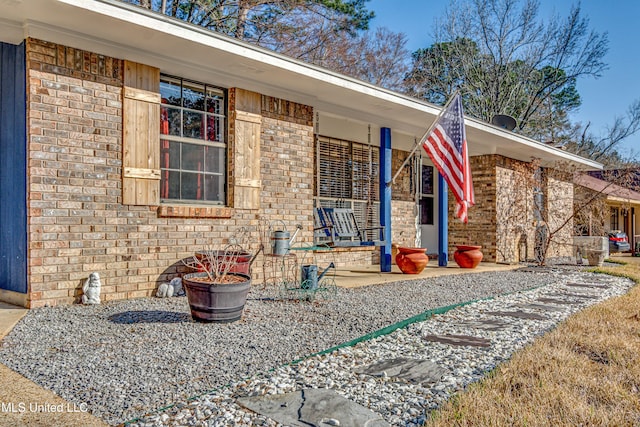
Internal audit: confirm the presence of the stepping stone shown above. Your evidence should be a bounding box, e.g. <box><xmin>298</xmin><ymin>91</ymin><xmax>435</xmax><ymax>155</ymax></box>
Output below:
<box><xmin>355</xmin><ymin>357</ymin><xmax>447</xmax><ymax>384</ymax></box>
<box><xmin>237</xmin><ymin>388</ymin><xmax>390</xmax><ymax>427</ymax></box>
<box><xmin>565</xmin><ymin>283</ymin><xmax>610</xmax><ymax>289</ymax></box>
<box><xmin>516</xmin><ymin>303</ymin><xmax>565</xmax><ymax>312</ymax></box>
<box><xmin>458</xmin><ymin>319</ymin><xmax>508</xmax><ymax>331</ymax></box>
<box><xmin>544</xmin><ymin>292</ymin><xmax>599</xmax><ymax>300</ymax></box>
<box><xmin>423</xmin><ymin>334</ymin><xmax>492</xmax><ymax>348</ymax></box>
<box><xmin>537</xmin><ymin>297</ymin><xmax>582</xmax><ymax>305</ymax></box>
<box><xmin>485</xmin><ymin>310</ymin><xmax>547</xmax><ymax>321</ymax></box>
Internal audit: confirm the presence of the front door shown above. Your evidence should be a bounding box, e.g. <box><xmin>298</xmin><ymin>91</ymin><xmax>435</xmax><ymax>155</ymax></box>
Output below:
<box><xmin>419</xmin><ymin>164</ymin><xmax>438</xmax><ymax>253</ymax></box>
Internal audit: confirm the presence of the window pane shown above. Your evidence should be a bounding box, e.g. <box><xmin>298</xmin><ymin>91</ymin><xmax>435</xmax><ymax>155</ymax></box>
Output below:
<box><xmin>183</xmin><ymin>110</ymin><xmax>204</xmax><ymax>139</ymax></box>
<box><xmin>162</xmin><ymin>107</ymin><xmax>181</xmax><ymax>136</ymax></box>
<box><xmin>161</xmin><ymin>170</ymin><xmax>181</xmax><ymax>199</ymax></box>
<box><xmin>182</xmin><ymin>143</ymin><xmax>204</xmax><ymax>172</ymax></box>
<box><xmin>205</xmin><ymin>174</ymin><xmax>224</xmax><ymax>202</ymax></box>
<box><xmin>183</xmin><ymin>81</ymin><xmax>205</xmax><ymax>110</ymax></box>
<box><xmin>204</xmin><ymin>146</ymin><xmax>224</xmax><ymax>174</ymax></box>
<box><xmin>420</xmin><ymin>197</ymin><xmax>434</xmax><ymax>225</ymax></box>
<box><xmin>206</xmin><ymin>114</ymin><xmax>223</xmax><ymax>142</ymax></box>
<box><xmin>181</xmin><ymin>172</ymin><xmax>203</xmax><ymax>200</ymax></box>
<box><xmin>422</xmin><ymin>165</ymin><xmax>434</xmax><ymax>195</ymax></box>
<box><xmin>159</xmin><ymin>139</ymin><xmax>181</xmax><ymax>170</ymax></box>
<box><xmin>351</xmin><ymin>144</ymin><xmax>379</xmax><ymax>201</ymax></box>
<box><xmin>206</xmin><ymin>90</ymin><xmax>223</xmax><ymax>115</ymax></box>
<box><xmin>160</xmin><ymin>78</ymin><xmax>181</xmax><ymax>106</ymax></box>
<box><xmin>318</xmin><ymin>139</ymin><xmax>351</xmax><ymax>199</ymax></box>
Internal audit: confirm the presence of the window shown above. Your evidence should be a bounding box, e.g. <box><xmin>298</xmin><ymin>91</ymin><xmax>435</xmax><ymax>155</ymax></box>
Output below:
<box><xmin>611</xmin><ymin>207</ymin><xmax>620</xmax><ymax>231</ymax></box>
<box><xmin>420</xmin><ymin>165</ymin><xmax>434</xmax><ymax>225</ymax></box>
<box><xmin>160</xmin><ymin>75</ymin><xmax>226</xmax><ymax>204</ymax></box>
<box><xmin>420</xmin><ymin>197</ymin><xmax>434</xmax><ymax>225</ymax></box>
<box><xmin>316</xmin><ymin>136</ymin><xmax>380</xmax><ymax>239</ymax></box>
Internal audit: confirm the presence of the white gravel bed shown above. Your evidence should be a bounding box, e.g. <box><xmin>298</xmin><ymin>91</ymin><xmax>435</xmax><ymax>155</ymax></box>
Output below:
<box><xmin>0</xmin><ymin>266</ymin><xmax>634</xmax><ymax>426</ymax></box>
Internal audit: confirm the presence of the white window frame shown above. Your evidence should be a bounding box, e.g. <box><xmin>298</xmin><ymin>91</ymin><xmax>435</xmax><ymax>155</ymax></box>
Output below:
<box><xmin>159</xmin><ymin>75</ymin><xmax>227</xmax><ymax>205</ymax></box>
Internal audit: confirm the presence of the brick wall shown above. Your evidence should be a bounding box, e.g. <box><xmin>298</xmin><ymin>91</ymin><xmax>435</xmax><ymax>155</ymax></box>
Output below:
<box><xmin>448</xmin><ymin>155</ymin><xmax>498</xmax><ymax>261</ymax></box>
<box><xmin>391</xmin><ymin>149</ymin><xmax>416</xmax><ymax>202</ymax></box>
<box><xmin>27</xmin><ymin>38</ymin><xmax>126</xmax><ymax>307</ymax></box>
<box><xmin>391</xmin><ymin>201</ymin><xmax>417</xmax><ymax>247</ymax></box>
<box><xmin>25</xmin><ymin>38</ymin><xmax>318</xmax><ymax>307</ymax></box>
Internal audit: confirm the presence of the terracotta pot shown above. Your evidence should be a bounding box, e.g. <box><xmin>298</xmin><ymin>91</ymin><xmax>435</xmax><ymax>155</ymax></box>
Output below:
<box><xmin>453</xmin><ymin>245</ymin><xmax>483</xmax><ymax>269</ymax></box>
<box><xmin>183</xmin><ymin>272</ymin><xmax>251</xmax><ymax>323</ymax></box>
<box><xmin>396</xmin><ymin>247</ymin><xmax>428</xmax><ymax>274</ymax></box>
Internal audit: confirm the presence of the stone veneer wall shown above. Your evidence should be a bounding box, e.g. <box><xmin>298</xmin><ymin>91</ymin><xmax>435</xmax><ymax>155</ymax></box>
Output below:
<box><xmin>448</xmin><ymin>154</ymin><xmax>574</xmax><ymax>264</ymax></box>
<box><xmin>495</xmin><ymin>158</ymin><xmax>536</xmax><ymax>263</ymax></box>
<box><xmin>545</xmin><ymin>174</ymin><xmax>574</xmax><ymax>258</ymax></box>
<box><xmin>25</xmin><ymin>38</ymin><xmax>317</xmax><ymax>307</ymax></box>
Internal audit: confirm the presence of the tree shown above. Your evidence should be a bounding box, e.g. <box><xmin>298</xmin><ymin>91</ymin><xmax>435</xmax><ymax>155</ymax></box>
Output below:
<box><xmin>404</xmin><ymin>0</ymin><xmax>608</xmax><ymax>141</ymax></box>
<box><xmin>122</xmin><ymin>0</ymin><xmax>374</xmax><ymax>44</ymax></box>
<box><xmin>275</xmin><ymin>25</ymin><xmax>410</xmax><ymax>90</ymax></box>
<box><xmin>562</xmin><ymin>99</ymin><xmax>640</xmax><ymax>166</ymax></box>
<box><xmin>121</xmin><ymin>1</ymin><xmax>414</xmax><ymax>88</ymax></box>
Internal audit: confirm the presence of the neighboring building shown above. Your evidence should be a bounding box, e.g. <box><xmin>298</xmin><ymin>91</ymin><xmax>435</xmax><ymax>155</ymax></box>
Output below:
<box><xmin>574</xmin><ymin>173</ymin><xmax>640</xmax><ymax>251</ymax></box>
<box><xmin>0</xmin><ymin>0</ymin><xmax>601</xmax><ymax>308</ymax></box>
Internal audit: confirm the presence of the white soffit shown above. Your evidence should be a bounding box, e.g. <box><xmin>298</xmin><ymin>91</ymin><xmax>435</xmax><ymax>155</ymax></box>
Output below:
<box><xmin>0</xmin><ymin>0</ymin><xmax>602</xmax><ymax>170</ymax></box>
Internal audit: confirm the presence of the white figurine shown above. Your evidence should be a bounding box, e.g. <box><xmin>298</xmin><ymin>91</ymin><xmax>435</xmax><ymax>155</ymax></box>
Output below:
<box><xmin>170</xmin><ymin>277</ymin><xmax>184</xmax><ymax>296</ymax></box>
<box><xmin>156</xmin><ymin>277</ymin><xmax>184</xmax><ymax>298</ymax></box>
<box><xmin>82</xmin><ymin>272</ymin><xmax>101</xmax><ymax>305</ymax></box>
<box><xmin>156</xmin><ymin>283</ymin><xmax>170</xmax><ymax>298</ymax></box>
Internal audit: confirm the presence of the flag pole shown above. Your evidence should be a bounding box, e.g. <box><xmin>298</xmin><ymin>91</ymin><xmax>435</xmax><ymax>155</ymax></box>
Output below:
<box><xmin>390</xmin><ymin>91</ymin><xmax>460</xmax><ymax>185</ymax></box>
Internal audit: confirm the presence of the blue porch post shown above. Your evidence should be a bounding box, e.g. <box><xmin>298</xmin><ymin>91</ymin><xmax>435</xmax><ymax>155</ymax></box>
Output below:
<box><xmin>379</xmin><ymin>127</ymin><xmax>392</xmax><ymax>272</ymax></box>
<box><xmin>438</xmin><ymin>172</ymin><xmax>448</xmax><ymax>266</ymax></box>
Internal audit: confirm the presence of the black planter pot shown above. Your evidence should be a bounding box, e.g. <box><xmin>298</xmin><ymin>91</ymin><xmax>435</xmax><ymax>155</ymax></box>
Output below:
<box><xmin>182</xmin><ymin>272</ymin><xmax>251</xmax><ymax>323</ymax></box>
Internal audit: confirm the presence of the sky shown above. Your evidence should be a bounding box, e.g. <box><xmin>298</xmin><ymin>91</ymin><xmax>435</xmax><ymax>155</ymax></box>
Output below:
<box><xmin>367</xmin><ymin>0</ymin><xmax>640</xmax><ymax>158</ymax></box>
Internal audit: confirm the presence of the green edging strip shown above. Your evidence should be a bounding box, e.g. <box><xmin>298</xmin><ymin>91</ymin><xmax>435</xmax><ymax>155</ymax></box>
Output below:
<box><xmin>289</xmin><ymin>298</ymin><xmax>484</xmax><ymax>364</ymax></box>
<box><xmin>123</xmin><ymin>283</ymin><xmax>546</xmax><ymax>425</ymax></box>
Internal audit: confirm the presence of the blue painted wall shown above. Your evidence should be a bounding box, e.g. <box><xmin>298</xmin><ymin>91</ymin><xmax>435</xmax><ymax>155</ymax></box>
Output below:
<box><xmin>0</xmin><ymin>41</ymin><xmax>28</xmax><ymax>294</ymax></box>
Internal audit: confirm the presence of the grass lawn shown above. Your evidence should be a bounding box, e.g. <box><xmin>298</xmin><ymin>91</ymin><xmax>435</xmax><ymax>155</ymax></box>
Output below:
<box><xmin>424</xmin><ymin>258</ymin><xmax>640</xmax><ymax>427</ymax></box>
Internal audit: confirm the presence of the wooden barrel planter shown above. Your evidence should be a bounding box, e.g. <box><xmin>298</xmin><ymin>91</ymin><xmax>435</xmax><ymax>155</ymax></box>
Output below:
<box><xmin>182</xmin><ymin>272</ymin><xmax>251</xmax><ymax>323</ymax></box>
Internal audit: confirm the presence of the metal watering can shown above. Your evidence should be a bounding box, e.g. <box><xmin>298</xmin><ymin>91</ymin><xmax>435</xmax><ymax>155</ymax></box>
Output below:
<box><xmin>271</xmin><ymin>222</ymin><xmax>302</xmax><ymax>256</ymax></box>
<box><xmin>301</xmin><ymin>262</ymin><xmax>335</xmax><ymax>290</ymax></box>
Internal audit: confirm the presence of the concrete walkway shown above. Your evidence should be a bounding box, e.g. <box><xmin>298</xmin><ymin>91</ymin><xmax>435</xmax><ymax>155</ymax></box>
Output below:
<box><xmin>334</xmin><ymin>262</ymin><xmax>520</xmax><ymax>288</ymax></box>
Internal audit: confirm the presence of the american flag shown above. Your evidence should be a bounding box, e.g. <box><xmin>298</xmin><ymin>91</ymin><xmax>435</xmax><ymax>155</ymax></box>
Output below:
<box><xmin>421</xmin><ymin>93</ymin><xmax>474</xmax><ymax>223</ymax></box>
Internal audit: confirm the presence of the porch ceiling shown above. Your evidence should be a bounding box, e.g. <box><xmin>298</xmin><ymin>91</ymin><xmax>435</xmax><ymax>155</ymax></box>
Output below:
<box><xmin>1</xmin><ymin>0</ymin><xmax>601</xmax><ymax>170</ymax></box>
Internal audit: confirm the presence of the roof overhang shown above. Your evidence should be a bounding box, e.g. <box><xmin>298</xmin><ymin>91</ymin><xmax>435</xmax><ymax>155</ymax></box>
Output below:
<box><xmin>575</xmin><ymin>174</ymin><xmax>640</xmax><ymax>205</ymax></box>
<box><xmin>1</xmin><ymin>0</ymin><xmax>602</xmax><ymax>170</ymax></box>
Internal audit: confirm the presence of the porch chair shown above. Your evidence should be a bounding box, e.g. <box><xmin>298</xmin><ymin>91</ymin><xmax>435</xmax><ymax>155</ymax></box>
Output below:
<box><xmin>314</xmin><ymin>207</ymin><xmax>385</xmax><ymax>247</ymax></box>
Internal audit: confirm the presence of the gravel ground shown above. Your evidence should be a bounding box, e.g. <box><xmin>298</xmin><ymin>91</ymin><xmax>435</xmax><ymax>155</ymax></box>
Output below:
<box><xmin>0</xmin><ymin>265</ymin><xmax>629</xmax><ymax>425</ymax></box>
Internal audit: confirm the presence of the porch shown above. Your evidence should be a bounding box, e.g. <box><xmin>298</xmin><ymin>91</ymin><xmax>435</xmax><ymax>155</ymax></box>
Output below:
<box><xmin>332</xmin><ymin>262</ymin><xmax>520</xmax><ymax>288</ymax></box>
